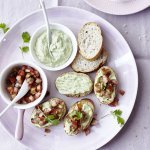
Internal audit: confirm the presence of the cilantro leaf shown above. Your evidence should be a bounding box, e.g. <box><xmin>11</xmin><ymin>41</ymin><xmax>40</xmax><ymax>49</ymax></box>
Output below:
<box><xmin>111</xmin><ymin>109</ymin><xmax>125</xmax><ymax>126</ymax></box>
<box><xmin>117</xmin><ymin>116</ymin><xmax>125</xmax><ymax>125</ymax></box>
<box><xmin>4</xmin><ymin>27</ymin><xmax>9</xmax><ymax>33</ymax></box>
<box><xmin>47</xmin><ymin>115</ymin><xmax>55</xmax><ymax>120</ymax></box>
<box><xmin>0</xmin><ymin>23</ymin><xmax>9</xmax><ymax>33</ymax></box>
<box><xmin>22</xmin><ymin>32</ymin><xmax>31</xmax><ymax>43</ymax></box>
<box><xmin>20</xmin><ymin>46</ymin><xmax>29</xmax><ymax>53</ymax></box>
<box><xmin>45</xmin><ymin>115</ymin><xmax>59</xmax><ymax>126</ymax></box>
<box><xmin>0</xmin><ymin>23</ymin><xmax>6</xmax><ymax>28</ymax></box>
<box><xmin>112</xmin><ymin>109</ymin><xmax>122</xmax><ymax>116</ymax></box>
<box><xmin>51</xmin><ymin>119</ymin><xmax>59</xmax><ymax>125</ymax></box>
<box><xmin>76</xmin><ymin>111</ymin><xmax>83</xmax><ymax>119</ymax></box>
<box><xmin>70</xmin><ymin>110</ymin><xmax>83</xmax><ymax>120</ymax></box>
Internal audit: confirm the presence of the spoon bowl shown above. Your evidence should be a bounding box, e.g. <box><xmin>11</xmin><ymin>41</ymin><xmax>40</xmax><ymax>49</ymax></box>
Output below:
<box><xmin>0</xmin><ymin>80</ymin><xmax>29</xmax><ymax>118</ymax></box>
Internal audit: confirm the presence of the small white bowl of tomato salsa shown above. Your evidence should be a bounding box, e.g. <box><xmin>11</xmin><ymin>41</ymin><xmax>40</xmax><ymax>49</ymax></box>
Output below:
<box><xmin>0</xmin><ymin>61</ymin><xmax>48</xmax><ymax>109</ymax></box>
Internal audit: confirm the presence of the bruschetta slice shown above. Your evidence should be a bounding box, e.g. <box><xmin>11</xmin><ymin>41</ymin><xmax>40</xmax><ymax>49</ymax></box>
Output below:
<box><xmin>55</xmin><ymin>72</ymin><xmax>93</xmax><ymax>97</ymax></box>
<box><xmin>31</xmin><ymin>98</ymin><xmax>67</xmax><ymax>128</ymax></box>
<box><xmin>94</xmin><ymin>66</ymin><xmax>118</xmax><ymax>104</ymax></box>
<box><xmin>64</xmin><ymin>99</ymin><xmax>95</xmax><ymax>136</ymax></box>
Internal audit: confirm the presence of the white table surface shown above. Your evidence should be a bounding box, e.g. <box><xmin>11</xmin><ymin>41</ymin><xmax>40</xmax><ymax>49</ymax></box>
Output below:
<box><xmin>0</xmin><ymin>0</ymin><xmax>150</xmax><ymax>150</ymax></box>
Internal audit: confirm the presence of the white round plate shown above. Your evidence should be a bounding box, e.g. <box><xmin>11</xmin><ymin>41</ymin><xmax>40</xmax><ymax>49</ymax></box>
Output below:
<box><xmin>84</xmin><ymin>0</ymin><xmax>150</xmax><ymax>15</ymax></box>
<box><xmin>0</xmin><ymin>6</ymin><xmax>138</xmax><ymax>150</ymax></box>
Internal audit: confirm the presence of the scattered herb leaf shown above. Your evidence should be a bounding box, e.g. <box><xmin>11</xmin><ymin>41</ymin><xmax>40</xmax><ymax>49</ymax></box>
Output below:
<box><xmin>111</xmin><ymin>109</ymin><xmax>125</xmax><ymax>126</ymax></box>
<box><xmin>117</xmin><ymin>116</ymin><xmax>125</xmax><ymax>125</ymax></box>
<box><xmin>22</xmin><ymin>32</ymin><xmax>31</xmax><ymax>43</ymax></box>
<box><xmin>20</xmin><ymin>46</ymin><xmax>29</xmax><ymax>53</ymax></box>
<box><xmin>0</xmin><ymin>23</ymin><xmax>9</xmax><ymax>33</ymax></box>
<box><xmin>112</xmin><ymin>109</ymin><xmax>122</xmax><ymax>116</ymax></box>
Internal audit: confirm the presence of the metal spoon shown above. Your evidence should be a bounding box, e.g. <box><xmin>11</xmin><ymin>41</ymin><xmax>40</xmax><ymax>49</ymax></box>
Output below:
<box><xmin>0</xmin><ymin>80</ymin><xmax>29</xmax><ymax>118</ymax></box>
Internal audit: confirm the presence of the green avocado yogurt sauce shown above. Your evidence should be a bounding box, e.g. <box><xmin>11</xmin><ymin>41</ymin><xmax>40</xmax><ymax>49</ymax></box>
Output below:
<box><xmin>34</xmin><ymin>29</ymin><xmax>73</xmax><ymax>67</ymax></box>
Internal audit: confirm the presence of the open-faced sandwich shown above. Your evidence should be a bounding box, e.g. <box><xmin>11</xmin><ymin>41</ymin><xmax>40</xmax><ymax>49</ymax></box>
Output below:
<box><xmin>55</xmin><ymin>72</ymin><xmax>93</xmax><ymax>97</ymax></box>
<box><xmin>94</xmin><ymin>66</ymin><xmax>118</xmax><ymax>104</ymax></box>
<box><xmin>64</xmin><ymin>99</ymin><xmax>95</xmax><ymax>136</ymax></box>
<box><xmin>31</xmin><ymin>98</ymin><xmax>67</xmax><ymax>128</ymax></box>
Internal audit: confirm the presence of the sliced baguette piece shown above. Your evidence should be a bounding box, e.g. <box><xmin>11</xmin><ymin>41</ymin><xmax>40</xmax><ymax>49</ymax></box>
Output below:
<box><xmin>71</xmin><ymin>48</ymin><xmax>108</xmax><ymax>73</ymax></box>
<box><xmin>94</xmin><ymin>66</ymin><xmax>118</xmax><ymax>104</ymax></box>
<box><xmin>64</xmin><ymin>99</ymin><xmax>95</xmax><ymax>136</ymax></box>
<box><xmin>55</xmin><ymin>72</ymin><xmax>93</xmax><ymax>97</ymax></box>
<box><xmin>78</xmin><ymin>22</ymin><xmax>103</xmax><ymax>61</ymax></box>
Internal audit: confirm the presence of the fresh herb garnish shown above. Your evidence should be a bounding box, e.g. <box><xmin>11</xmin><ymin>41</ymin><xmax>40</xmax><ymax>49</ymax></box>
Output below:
<box><xmin>111</xmin><ymin>109</ymin><xmax>125</xmax><ymax>126</ymax></box>
<box><xmin>20</xmin><ymin>46</ymin><xmax>29</xmax><ymax>53</ymax></box>
<box><xmin>101</xmin><ymin>109</ymin><xmax>125</xmax><ymax>126</ymax></box>
<box><xmin>70</xmin><ymin>111</ymin><xmax>83</xmax><ymax>120</ymax></box>
<box><xmin>22</xmin><ymin>32</ymin><xmax>31</xmax><ymax>43</ymax></box>
<box><xmin>76</xmin><ymin>111</ymin><xmax>83</xmax><ymax>119</ymax></box>
<box><xmin>0</xmin><ymin>23</ymin><xmax>9</xmax><ymax>33</ymax></box>
<box><xmin>46</xmin><ymin>115</ymin><xmax>55</xmax><ymax>120</ymax></box>
<box><xmin>50</xmin><ymin>119</ymin><xmax>59</xmax><ymax>125</ymax></box>
<box><xmin>112</xmin><ymin>109</ymin><xmax>122</xmax><ymax>116</ymax></box>
<box><xmin>45</xmin><ymin>114</ymin><xmax>59</xmax><ymax>126</ymax></box>
<box><xmin>20</xmin><ymin>32</ymin><xmax>31</xmax><ymax>54</ymax></box>
<box><xmin>117</xmin><ymin>116</ymin><xmax>125</xmax><ymax>125</ymax></box>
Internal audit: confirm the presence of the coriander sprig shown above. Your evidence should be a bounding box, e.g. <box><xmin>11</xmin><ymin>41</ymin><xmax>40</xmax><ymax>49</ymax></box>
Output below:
<box><xmin>101</xmin><ymin>109</ymin><xmax>125</xmax><ymax>126</ymax></box>
<box><xmin>19</xmin><ymin>46</ymin><xmax>29</xmax><ymax>53</ymax></box>
<box><xmin>37</xmin><ymin>108</ymin><xmax>59</xmax><ymax>126</ymax></box>
<box><xmin>22</xmin><ymin>32</ymin><xmax>31</xmax><ymax>43</ymax></box>
<box><xmin>111</xmin><ymin>109</ymin><xmax>125</xmax><ymax>126</ymax></box>
<box><xmin>20</xmin><ymin>31</ymin><xmax>31</xmax><ymax>53</ymax></box>
<box><xmin>45</xmin><ymin>115</ymin><xmax>59</xmax><ymax>126</ymax></box>
<box><xmin>0</xmin><ymin>23</ymin><xmax>9</xmax><ymax>33</ymax></box>
<box><xmin>70</xmin><ymin>110</ymin><xmax>83</xmax><ymax>120</ymax></box>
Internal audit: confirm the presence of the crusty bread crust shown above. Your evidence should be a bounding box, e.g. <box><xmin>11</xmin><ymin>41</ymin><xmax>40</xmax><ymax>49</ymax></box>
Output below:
<box><xmin>71</xmin><ymin>48</ymin><xmax>108</xmax><ymax>73</ymax></box>
<box><xmin>78</xmin><ymin>22</ymin><xmax>103</xmax><ymax>61</ymax></box>
<box><xmin>55</xmin><ymin>72</ymin><xmax>93</xmax><ymax>97</ymax></box>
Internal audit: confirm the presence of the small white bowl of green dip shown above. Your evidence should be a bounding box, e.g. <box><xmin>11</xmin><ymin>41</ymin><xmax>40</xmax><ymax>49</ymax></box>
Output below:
<box><xmin>30</xmin><ymin>23</ymin><xmax>77</xmax><ymax>71</ymax></box>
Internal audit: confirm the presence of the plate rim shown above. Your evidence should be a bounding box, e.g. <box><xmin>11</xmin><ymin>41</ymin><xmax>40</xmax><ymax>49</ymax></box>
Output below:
<box><xmin>0</xmin><ymin>6</ymin><xmax>138</xmax><ymax>150</ymax></box>
<box><xmin>84</xmin><ymin>0</ymin><xmax>149</xmax><ymax>15</ymax></box>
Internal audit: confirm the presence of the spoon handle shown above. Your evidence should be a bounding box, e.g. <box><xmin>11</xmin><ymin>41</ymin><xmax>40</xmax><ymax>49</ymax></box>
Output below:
<box><xmin>15</xmin><ymin>109</ymin><xmax>25</xmax><ymax>140</ymax></box>
<box><xmin>0</xmin><ymin>80</ymin><xmax>29</xmax><ymax>118</ymax></box>
<box><xmin>40</xmin><ymin>0</ymin><xmax>51</xmax><ymax>46</ymax></box>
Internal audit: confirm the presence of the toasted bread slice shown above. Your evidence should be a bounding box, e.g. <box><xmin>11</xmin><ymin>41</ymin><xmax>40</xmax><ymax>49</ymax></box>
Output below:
<box><xmin>71</xmin><ymin>48</ymin><xmax>108</xmax><ymax>73</ymax></box>
<box><xmin>55</xmin><ymin>72</ymin><xmax>93</xmax><ymax>97</ymax></box>
<box><xmin>94</xmin><ymin>66</ymin><xmax>118</xmax><ymax>104</ymax></box>
<box><xmin>78</xmin><ymin>22</ymin><xmax>103</xmax><ymax>60</ymax></box>
<box><xmin>64</xmin><ymin>99</ymin><xmax>95</xmax><ymax>136</ymax></box>
<box><xmin>31</xmin><ymin>98</ymin><xmax>67</xmax><ymax>128</ymax></box>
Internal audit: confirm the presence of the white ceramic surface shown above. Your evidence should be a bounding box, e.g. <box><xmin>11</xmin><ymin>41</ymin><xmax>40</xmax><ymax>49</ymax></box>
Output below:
<box><xmin>0</xmin><ymin>61</ymin><xmax>48</xmax><ymax>109</ymax></box>
<box><xmin>84</xmin><ymin>0</ymin><xmax>149</xmax><ymax>15</ymax></box>
<box><xmin>15</xmin><ymin>109</ymin><xmax>25</xmax><ymax>140</ymax></box>
<box><xmin>0</xmin><ymin>6</ymin><xmax>138</xmax><ymax>150</ymax></box>
<box><xmin>30</xmin><ymin>24</ymin><xmax>77</xmax><ymax>71</ymax></box>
